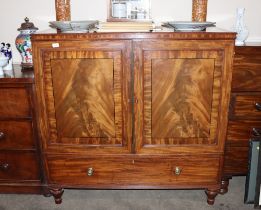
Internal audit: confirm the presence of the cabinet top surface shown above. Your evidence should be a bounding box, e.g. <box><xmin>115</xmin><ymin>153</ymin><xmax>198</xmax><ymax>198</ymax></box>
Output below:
<box><xmin>32</xmin><ymin>27</ymin><xmax>236</xmax><ymax>41</ymax></box>
<box><xmin>0</xmin><ymin>65</ymin><xmax>34</xmax><ymax>84</ymax></box>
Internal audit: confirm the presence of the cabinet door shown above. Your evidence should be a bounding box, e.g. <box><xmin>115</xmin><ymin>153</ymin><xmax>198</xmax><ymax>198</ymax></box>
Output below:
<box><xmin>34</xmin><ymin>40</ymin><xmax>132</xmax><ymax>154</ymax></box>
<box><xmin>134</xmin><ymin>40</ymin><xmax>234</xmax><ymax>154</ymax></box>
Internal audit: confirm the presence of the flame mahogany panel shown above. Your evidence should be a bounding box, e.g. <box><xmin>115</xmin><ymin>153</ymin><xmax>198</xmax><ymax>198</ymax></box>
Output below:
<box><xmin>151</xmin><ymin>58</ymin><xmax>214</xmax><ymax>139</ymax></box>
<box><xmin>133</xmin><ymin>39</ymin><xmax>235</xmax><ymax>154</ymax></box>
<box><xmin>51</xmin><ymin>58</ymin><xmax>115</xmax><ymax>138</ymax></box>
<box><xmin>34</xmin><ymin>40</ymin><xmax>132</xmax><ymax>154</ymax></box>
<box><xmin>44</xmin><ymin>51</ymin><xmax>125</xmax><ymax>146</ymax></box>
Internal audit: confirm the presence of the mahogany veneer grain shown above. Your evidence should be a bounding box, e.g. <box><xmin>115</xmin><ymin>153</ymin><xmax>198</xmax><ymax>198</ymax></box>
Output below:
<box><xmin>0</xmin><ymin>121</ymin><xmax>35</xmax><ymax>150</ymax></box>
<box><xmin>224</xmin><ymin>147</ymin><xmax>249</xmax><ymax>175</ymax></box>
<box><xmin>0</xmin><ymin>151</ymin><xmax>40</xmax><ymax>181</ymax></box>
<box><xmin>227</xmin><ymin>120</ymin><xmax>261</xmax><ymax>147</ymax></box>
<box><xmin>47</xmin><ymin>155</ymin><xmax>220</xmax><ymax>188</ymax></box>
<box><xmin>0</xmin><ymin>87</ymin><xmax>31</xmax><ymax>118</ymax></box>
<box><xmin>232</xmin><ymin>46</ymin><xmax>261</xmax><ymax>91</ymax></box>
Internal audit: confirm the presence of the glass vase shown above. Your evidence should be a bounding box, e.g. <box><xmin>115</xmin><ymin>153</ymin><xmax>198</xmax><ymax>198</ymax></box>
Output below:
<box><xmin>234</xmin><ymin>8</ymin><xmax>249</xmax><ymax>46</ymax></box>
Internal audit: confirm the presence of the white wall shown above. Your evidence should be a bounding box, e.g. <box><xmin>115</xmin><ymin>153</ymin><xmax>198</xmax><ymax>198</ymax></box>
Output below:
<box><xmin>1</xmin><ymin>0</ymin><xmax>260</xmax><ymax>63</ymax></box>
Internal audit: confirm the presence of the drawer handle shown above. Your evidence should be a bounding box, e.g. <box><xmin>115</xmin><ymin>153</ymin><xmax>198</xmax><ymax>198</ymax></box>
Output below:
<box><xmin>87</xmin><ymin>167</ymin><xmax>94</xmax><ymax>176</ymax></box>
<box><xmin>0</xmin><ymin>163</ymin><xmax>9</xmax><ymax>171</ymax></box>
<box><xmin>255</xmin><ymin>102</ymin><xmax>261</xmax><ymax>111</ymax></box>
<box><xmin>0</xmin><ymin>132</ymin><xmax>5</xmax><ymax>140</ymax></box>
<box><xmin>174</xmin><ymin>167</ymin><xmax>182</xmax><ymax>176</ymax></box>
<box><xmin>252</xmin><ymin>128</ymin><xmax>261</xmax><ymax>137</ymax></box>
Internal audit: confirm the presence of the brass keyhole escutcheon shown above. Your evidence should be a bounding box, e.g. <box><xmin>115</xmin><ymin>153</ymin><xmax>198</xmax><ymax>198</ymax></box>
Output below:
<box><xmin>87</xmin><ymin>167</ymin><xmax>94</xmax><ymax>176</ymax></box>
<box><xmin>174</xmin><ymin>167</ymin><xmax>182</xmax><ymax>176</ymax></box>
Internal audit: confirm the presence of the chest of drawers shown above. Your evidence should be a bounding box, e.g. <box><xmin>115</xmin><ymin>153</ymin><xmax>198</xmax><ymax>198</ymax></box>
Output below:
<box><xmin>222</xmin><ymin>45</ymin><xmax>261</xmax><ymax>193</ymax></box>
<box><xmin>0</xmin><ymin>67</ymin><xmax>43</xmax><ymax>194</ymax></box>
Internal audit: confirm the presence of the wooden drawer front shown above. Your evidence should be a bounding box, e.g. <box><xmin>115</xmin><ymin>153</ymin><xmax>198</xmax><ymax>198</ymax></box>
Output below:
<box><xmin>224</xmin><ymin>146</ymin><xmax>249</xmax><ymax>175</ymax></box>
<box><xmin>227</xmin><ymin>120</ymin><xmax>261</xmax><ymax>146</ymax></box>
<box><xmin>232</xmin><ymin>46</ymin><xmax>261</xmax><ymax>91</ymax></box>
<box><xmin>47</xmin><ymin>156</ymin><xmax>220</xmax><ymax>187</ymax></box>
<box><xmin>0</xmin><ymin>88</ymin><xmax>31</xmax><ymax>118</ymax></box>
<box><xmin>0</xmin><ymin>121</ymin><xmax>35</xmax><ymax>149</ymax></box>
<box><xmin>0</xmin><ymin>152</ymin><xmax>40</xmax><ymax>181</ymax></box>
<box><xmin>230</xmin><ymin>94</ymin><xmax>261</xmax><ymax>119</ymax></box>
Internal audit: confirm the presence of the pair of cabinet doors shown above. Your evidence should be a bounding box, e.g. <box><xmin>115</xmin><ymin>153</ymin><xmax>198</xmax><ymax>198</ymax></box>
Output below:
<box><xmin>34</xmin><ymin>39</ymin><xmax>233</xmax><ymax>155</ymax></box>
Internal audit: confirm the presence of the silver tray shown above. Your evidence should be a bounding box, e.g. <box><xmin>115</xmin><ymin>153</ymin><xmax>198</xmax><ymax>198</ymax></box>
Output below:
<box><xmin>165</xmin><ymin>21</ymin><xmax>216</xmax><ymax>31</ymax></box>
<box><xmin>49</xmin><ymin>20</ymin><xmax>99</xmax><ymax>32</ymax></box>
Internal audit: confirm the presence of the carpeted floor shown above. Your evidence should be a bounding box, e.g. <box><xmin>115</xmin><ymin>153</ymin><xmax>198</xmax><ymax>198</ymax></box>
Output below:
<box><xmin>0</xmin><ymin>176</ymin><xmax>255</xmax><ymax>210</ymax></box>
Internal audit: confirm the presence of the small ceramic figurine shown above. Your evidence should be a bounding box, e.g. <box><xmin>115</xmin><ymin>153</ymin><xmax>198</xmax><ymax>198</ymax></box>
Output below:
<box><xmin>3</xmin><ymin>43</ymin><xmax>13</xmax><ymax>71</ymax></box>
<box><xmin>234</xmin><ymin>8</ymin><xmax>249</xmax><ymax>46</ymax></box>
<box><xmin>0</xmin><ymin>53</ymin><xmax>9</xmax><ymax>76</ymax></box>
<box><xmin>15</xmin><ymin>17</ymin><xmax>38</xmax><ymax>69</ymax></box>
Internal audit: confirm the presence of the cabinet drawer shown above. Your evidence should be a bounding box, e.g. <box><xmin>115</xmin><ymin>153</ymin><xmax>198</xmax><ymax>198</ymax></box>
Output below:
<box><xmin>227</xmin><ymin>120</ymin><xmax>261</xmax><ymax>146</ymax></box>
<box><xmin>0</xmin><ymin>151</ymin><xmax>40</xmax><ymax>181</ymax></box>
<box><xmin>47</xmin><ymin>156</ymin><xmax>220</xmax><ymax>188</ymax></box>
<box><xmin>0</xmin><ymin>121</ymin><xmax>35</xmax><ymax>149</ymax></box>
<box><xmin>230</xmin><ymin>94</ymin><xmax>261</xmax><ymax>119</ymax></box>
<box><xmin>224</xmin><ymin>146</ymin><xmax>249</xmax><ymax>175</ymax></box>
<box><xmin>232</xmin><ymin>46</ymin><xmax>261</xmax><ymax>91</ymax></box>
<box><xmin>0</xmin><ymin>88</ymin><xmax>31</xmax><ymax>118</ymax></box>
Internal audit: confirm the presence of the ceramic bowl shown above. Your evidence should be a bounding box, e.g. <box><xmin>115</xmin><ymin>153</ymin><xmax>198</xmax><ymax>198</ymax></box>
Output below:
<box><xmin>166</xmin><ymin>21</ymin><xmax>216</xmax><ymax>31</ymax></box>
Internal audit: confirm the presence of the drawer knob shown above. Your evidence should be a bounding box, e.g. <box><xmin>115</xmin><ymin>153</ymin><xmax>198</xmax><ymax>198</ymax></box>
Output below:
<box><xmin>0</xmin><ymin>132</ymin><xmax>5</xmax><ymax>140</ymax></box>
<box><xmin>174</xmin><ymin>167</ymin><xmax>182</xmax><ymax>176</ymax></box>
<box><xmin>252</xmin><ymin>128</ymin><xmax>261</xmax><ymax>137</ymax></box>
<box><xmin>255</xmin><ymin>102</ymin><xmax>261</xmax><ymax>111</ymax></box>
<box><xmin>0</xmin><ymin>163</ymin><xmax>9</xmax><ymax>171</ymax></box>
<box><xmin>87</xmin><ymin>167</ymin><xmax>94</xmax><ymax>176</ymax></box>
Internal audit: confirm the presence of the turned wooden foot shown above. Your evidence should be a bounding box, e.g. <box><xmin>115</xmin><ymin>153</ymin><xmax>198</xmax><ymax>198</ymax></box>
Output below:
<box><xmin>49</xmin><ymin>187</ymin><xmax>64</xmax><ymax>204</ymax></box>
<box><xmin>219</xmin><ymin>177</ymin><xmax>231</xmax><ymax>195</ymax></box>
<box><xmin>205</xmin><ymin>189</ymin><xmax>218</xmax><ymax>205</ymax></box>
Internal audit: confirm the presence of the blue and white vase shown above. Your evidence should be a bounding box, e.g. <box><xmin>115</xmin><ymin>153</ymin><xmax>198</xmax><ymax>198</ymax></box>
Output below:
<box><xmin>15</xmin><ymin>17</ymin><xmax>38</xmax><ymax>69</ymax></box>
